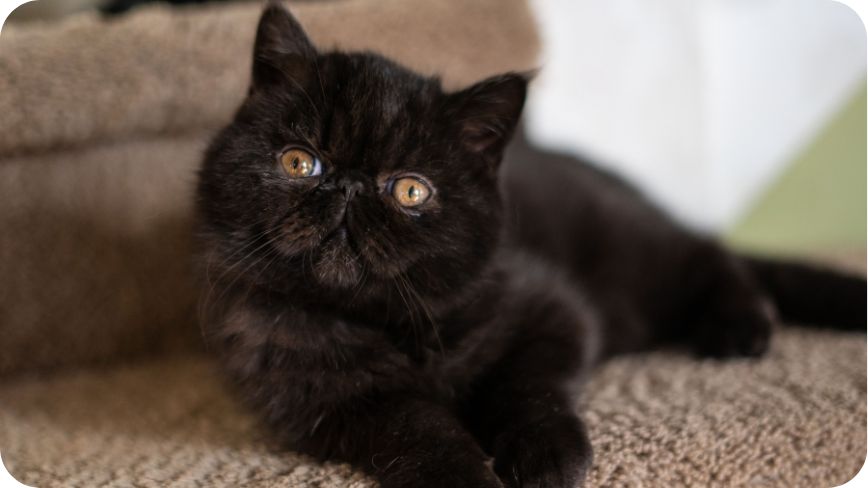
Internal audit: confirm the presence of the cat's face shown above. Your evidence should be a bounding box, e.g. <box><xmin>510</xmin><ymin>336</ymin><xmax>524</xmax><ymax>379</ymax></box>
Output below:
<box><xmin>197</xmin><ymin>5</ymin><xmax>526</xmax><ymax>304</ymax></box>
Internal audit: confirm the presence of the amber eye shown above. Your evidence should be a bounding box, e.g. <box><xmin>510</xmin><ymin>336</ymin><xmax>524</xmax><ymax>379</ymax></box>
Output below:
<box><xmin>392</xmin><ymin>177</ymin><xmax>432</xmax><ymax>207</ymax></box>
<box><xmin>280</xmin><ymin>148</ymin><xmax>322</xmax><ymax>178</ymax></box>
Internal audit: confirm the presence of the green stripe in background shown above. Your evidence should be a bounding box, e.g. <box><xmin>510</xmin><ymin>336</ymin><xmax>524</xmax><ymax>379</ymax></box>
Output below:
<box><xmin>728</xmin><ymin>82</ymin><xmax>867</xmax><ymax>255</ymax></box>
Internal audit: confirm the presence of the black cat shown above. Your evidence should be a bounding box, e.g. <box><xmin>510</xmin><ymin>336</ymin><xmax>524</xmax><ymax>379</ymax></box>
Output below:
<box><xmin>195</xmin><ymin>4</ymin><xmax>866</xmax><ymax>487</ymax></box>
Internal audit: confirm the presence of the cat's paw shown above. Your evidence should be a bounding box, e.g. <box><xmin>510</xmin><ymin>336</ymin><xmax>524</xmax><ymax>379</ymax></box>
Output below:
<box><xmin>492</xmin><ymin>413</ymin><xmax>592</xmax><ymax>488</ymax></box>
<box><xmin>693</xmin><ymin>297</ymin><xmax>774</xmax><ymax>358</ymax></box>
<box><xmin>377</xmin><ymin>452</ymin><xmax>503</xmax><ymax>488</ymax></box>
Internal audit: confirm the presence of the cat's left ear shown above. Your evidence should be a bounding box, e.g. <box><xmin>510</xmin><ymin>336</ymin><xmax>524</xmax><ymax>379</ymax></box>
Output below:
<box><xmin>251</xmin><ymin>2</ymin><xmax>317</xmax><ymax>90</ymax></box>
<box><xmin>447</xmin><ymin>73</ymin><xmax>529</xmax><ymax>168</ymax></box>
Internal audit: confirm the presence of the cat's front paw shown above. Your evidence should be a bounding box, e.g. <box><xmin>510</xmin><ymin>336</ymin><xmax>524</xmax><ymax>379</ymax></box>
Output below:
<box><xmin>377</xmin><ymin>451</ymin><xmax>503</xmax><ymax>488</ymax></box>
<box><xmin>693</xmin><ymin>297</ymin><xmax>773</xmax><ymax>358</ymax></box>
<box><xmin>492</xmin><ymin>413</ymin><xmax>592</xmax><ymax>488</ymax></box>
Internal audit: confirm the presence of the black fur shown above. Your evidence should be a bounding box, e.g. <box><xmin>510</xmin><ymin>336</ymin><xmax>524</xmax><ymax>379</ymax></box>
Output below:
<box><xmin>195</xmin><ymin>5</ymin><xmax>866</xmax><ymax>487</ymax></box>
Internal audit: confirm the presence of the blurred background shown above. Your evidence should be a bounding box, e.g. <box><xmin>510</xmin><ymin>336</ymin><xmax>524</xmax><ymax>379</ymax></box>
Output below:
<box><xmin>8</xmin><ymin>0</ymin><xmax>866</xmax><ymax>255</ymax></box>
<box><xmin>524</xmin><ymin>0</ymin><xmax>866</xmax><ymax>255</ymax></box>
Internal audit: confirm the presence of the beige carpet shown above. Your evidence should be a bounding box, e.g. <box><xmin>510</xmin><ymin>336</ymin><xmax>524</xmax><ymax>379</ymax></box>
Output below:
<box><xmin>2</xmin><ymin>328</ymin><xmax>863</xmax><ymax>487</ymax></box>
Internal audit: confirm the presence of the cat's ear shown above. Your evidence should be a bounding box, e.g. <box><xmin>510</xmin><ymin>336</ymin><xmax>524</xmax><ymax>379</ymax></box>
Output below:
<box><xmin>251</xmin><ymin>2</ymin><xmax>316</xmax><ymax>90</ymax></box>
<box><xmin>447</xmin><ymin>73</ymin><xmax>529</xmax><ymax>167</ymax></box>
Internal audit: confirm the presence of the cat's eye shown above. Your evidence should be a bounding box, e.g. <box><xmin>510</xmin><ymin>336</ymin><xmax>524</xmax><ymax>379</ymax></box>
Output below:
<box><xmin>280</xmin><ymin>148</ymin><xmax>322</xmax><ymax>178</ymax></box>
<box><xmin>392</xmin><ymin>177</ymin><xmax>431</xmax><ymax>207</ymax></box>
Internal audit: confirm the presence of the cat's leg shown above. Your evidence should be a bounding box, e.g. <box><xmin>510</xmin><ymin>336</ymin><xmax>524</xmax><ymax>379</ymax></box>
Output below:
<box><xmin>680</xmin><ymin>241</ymin><xmax>774</xmax><ymax>358</ymax></box>
<box><xmin>211</xmin><ymin>303</ymin><xmax>503</xmax><ymax>488</ymax></box>
<box><xmin>462</xmin><ymin>274</ymin><xmax>600</xmax><ymax>488</ymax></box>
<box><xmin>475</xmin><ymin>379</ymin><xmax>594</xmax><ymax>488</ymax></box>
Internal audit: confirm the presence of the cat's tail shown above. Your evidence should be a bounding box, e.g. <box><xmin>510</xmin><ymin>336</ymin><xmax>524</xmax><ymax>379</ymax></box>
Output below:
<box><xmin>741</xmin><ymin>255</ymin><xmax>866</xmax><ymax>331</ymax></box>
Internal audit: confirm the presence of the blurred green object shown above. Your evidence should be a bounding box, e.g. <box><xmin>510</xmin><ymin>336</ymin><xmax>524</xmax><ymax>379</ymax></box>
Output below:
<box><xmin>728</xmin><ymin>82</ymin><xmax>867</xmax><ymax>254</ymax></box>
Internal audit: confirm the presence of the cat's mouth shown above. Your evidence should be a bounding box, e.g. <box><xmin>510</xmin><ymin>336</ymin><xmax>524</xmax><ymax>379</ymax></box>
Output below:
<box><xmin>311</xmin><ymin>223</ymin><xmax>364</xmax><ymax>289</ymax></box>
<box><xmin>276</xmin><ymin>200</ymin><xmax>406</xmax><ymax>289</ymax></box>
<box><xmin>323</xmin><ymin>223</ymin><xmax>357</xmax><ymax>253</ymax></box>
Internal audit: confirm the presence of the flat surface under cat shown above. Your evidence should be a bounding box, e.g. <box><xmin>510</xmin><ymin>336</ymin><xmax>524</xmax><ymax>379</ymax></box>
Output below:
<box><xmin>195</xmin><ymin>4</ymin><xmax>866</xmax><ymax>487</ymax></box>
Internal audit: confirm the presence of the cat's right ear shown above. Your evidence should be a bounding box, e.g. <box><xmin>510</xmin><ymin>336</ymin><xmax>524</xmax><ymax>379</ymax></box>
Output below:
<box><xmin>251</xmin><ymin>2</ymin><xmax>316</xmax><ymax>90</ymax></box>
<box><xmin>446</xmin><ymin>73</ymin><xmax>529</xmax><ymax>170</ymax></box>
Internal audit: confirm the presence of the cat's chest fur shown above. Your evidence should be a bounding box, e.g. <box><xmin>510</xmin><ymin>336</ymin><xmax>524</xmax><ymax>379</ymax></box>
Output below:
<box><xmin>211</xmin><ymin>256</ymin><xmax>554</xmax><ymax>400</ymax></box>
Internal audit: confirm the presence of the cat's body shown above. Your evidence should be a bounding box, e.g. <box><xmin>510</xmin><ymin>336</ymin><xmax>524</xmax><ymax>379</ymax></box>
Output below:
<box><xmin>196</xmin><ymin>5</ymin><xmax>866</xmax><ymax>487</ymax></box>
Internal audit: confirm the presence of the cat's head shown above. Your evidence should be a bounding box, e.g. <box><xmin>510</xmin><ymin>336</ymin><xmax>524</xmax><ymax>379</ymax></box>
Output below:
<box><xmin>197</xmin><ymin>4</ymin><xmax>526</xmax><ymax>305</ymax></box>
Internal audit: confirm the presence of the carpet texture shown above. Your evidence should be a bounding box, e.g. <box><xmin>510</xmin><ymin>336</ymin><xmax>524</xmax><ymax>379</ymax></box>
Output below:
<box><xmin>1</xmin><ymin>328</ymin><xmax>864</xmax><ymax>487</ymax></box>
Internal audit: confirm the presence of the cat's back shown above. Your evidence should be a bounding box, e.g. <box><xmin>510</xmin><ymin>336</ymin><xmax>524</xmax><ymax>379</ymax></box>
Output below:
<box><xmin>499</xmin><ymin>132</ymin><xmax>689</xmax><ymax>277</ymax></box>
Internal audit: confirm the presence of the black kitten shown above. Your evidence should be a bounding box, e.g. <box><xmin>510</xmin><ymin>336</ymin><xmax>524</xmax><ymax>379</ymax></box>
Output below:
<box><xmin>195</xmin><ymin>5</ymin><xmax>866</xmax><ymax>487</ymax></box>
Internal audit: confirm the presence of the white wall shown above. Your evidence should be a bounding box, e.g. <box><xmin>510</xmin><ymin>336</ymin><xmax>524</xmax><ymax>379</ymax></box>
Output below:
<box><xmin>524</xmin><ymin>0</ymin><xmax>866</xmax><ymax>231</ymax></box>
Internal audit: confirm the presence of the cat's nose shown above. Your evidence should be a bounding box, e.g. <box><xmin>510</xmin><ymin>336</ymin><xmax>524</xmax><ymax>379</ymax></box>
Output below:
<box><xmin>338</xmin><ymin>178</ymin><xmax>364</xmax><ymax>200</ymax></box>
